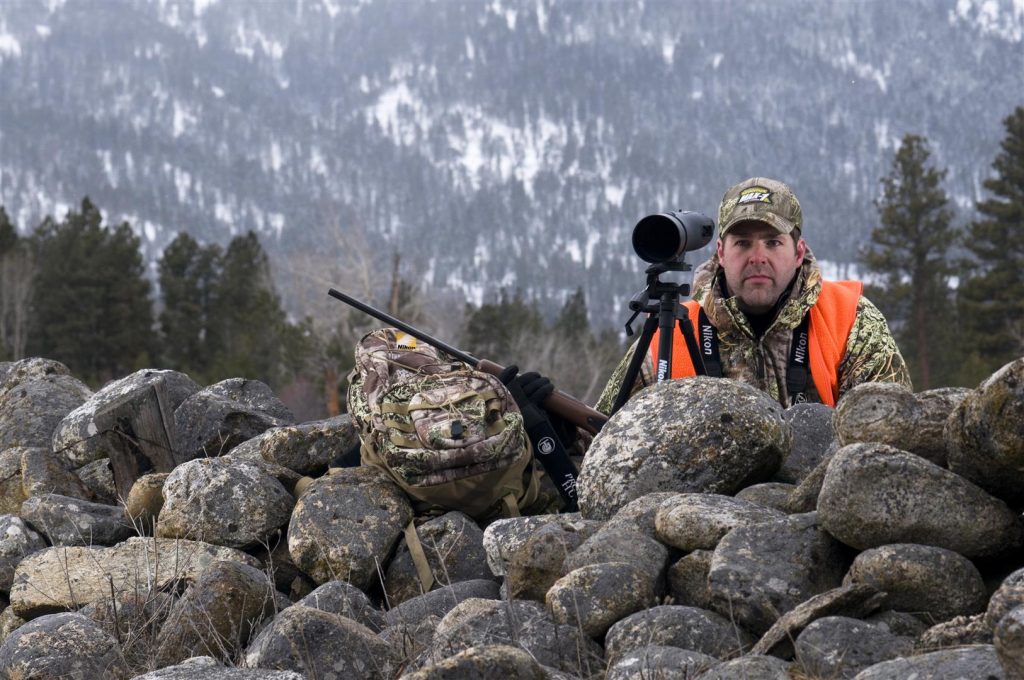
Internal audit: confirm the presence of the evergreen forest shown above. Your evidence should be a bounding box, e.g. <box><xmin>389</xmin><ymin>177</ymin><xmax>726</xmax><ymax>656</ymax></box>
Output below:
<box><xmin>1</xmin><ymin>105</ymin><xmax>1022</xmax><ymax>417</ymax></box>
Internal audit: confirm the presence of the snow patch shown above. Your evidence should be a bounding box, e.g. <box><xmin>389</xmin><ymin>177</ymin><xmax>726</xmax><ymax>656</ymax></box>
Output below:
<box><xmin>211</xmin><ymin>85</ymin><xmax>225</xmax><ymax>98</ymax></box>
<box><xmin>605</xmin><ymin>184</ymin><xmax>626</xmax><ymax>208</ymax></box>
<box><xmin>951</xmin><ymin>0</ymin><xmax>1024</xmax><ymax>41</ymax></box>
<box><xmin>269</xmin><ymin>213</ymin><xmax>285</xmax><ymax>239</ymax></box>
<box><xmin>0</xmin><ymin>31</ymin><xmax>21</xmax><ymax>59</ymax></box>
<box><xmin>536</xmin><ymin>0</ymin><xmax>548</xmax><ymax>34</ymax></box>
<box><xmin>193</xmin><ymin>0</ymin><xmax>220</xmax><ymax>16</ymax></box>
<box><xmin>711</xmin><ymin>53</ymin><xmax>724</xmax><ymax>69</ymax></box>
<box><xmin>465</xmin><ymin>37</ymin><xmax>475</xmax><ymax>60</ymax></box>
<box><xmin>661</xmin><ymin>36</ymin><xmax>676</xmax><ymax>65</ymax></box>
<box><xmin>35</xmin><ymin>25</ymin><xmax>51</xmax><ymax>38</ymax></box>
<box><xmin>172</xmin><ymin>101</ymin><xmax>197</xmax><ymax>138</ymax></box>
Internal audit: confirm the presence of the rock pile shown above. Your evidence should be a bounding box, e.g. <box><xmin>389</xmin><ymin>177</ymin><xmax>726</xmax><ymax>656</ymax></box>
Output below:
<box><xmin>0</xmin><ymin>356</ymin><xmax>1022</xmax><ymax>679</ymax></box>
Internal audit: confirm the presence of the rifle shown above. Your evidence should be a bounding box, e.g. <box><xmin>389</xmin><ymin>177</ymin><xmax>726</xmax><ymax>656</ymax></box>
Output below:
<box><xmin>328</xmin><ymin>288</ymin><xmax>609</xmax><ymax>435</ymax></box>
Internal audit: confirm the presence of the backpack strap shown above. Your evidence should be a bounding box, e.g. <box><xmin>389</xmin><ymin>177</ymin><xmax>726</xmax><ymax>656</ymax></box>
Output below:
<box><xmin>404</xmin><ymin>520</ymin><xmax>435</xmax><ymax>595</ymax></box>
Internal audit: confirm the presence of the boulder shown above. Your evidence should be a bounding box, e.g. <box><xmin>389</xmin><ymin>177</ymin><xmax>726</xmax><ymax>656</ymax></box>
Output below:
<box><xmin>734</xmin><ymin>482</ymin><xmax>794</xmax><ymax>512</ymax></box>
<box><xmin>505</xmin><ymin>520</ymin><xmax>594</xmax><ymax>600</ymax></box>
<box><xmin>20</xmin><ymin>446</ymin><xmax>93</xmax><ymax>501</ymax></box>
<box><xmin>0</xmin><ymin>448</ymin><xmax>27</xmax><ymax>514</ymax></box>
<box><xmin>428</xmin><ymin>597</ymin><xmax>604</xmax><ymax>676</ymax></box>
<box><xmin>707</xmin><ymin>512</ymin><xmax>849</xmax><ymax>635</ymax></box>
<box><xmin>833</xmin><ymin>382</ymin><xmax>923</xmax><ymax>454</ymax></box>
<box><xmin>852</xmin><ymin>644</ymin><xmax>1003</xmax><ymax>679</ymax></box>
<box><xmin>988</xmin><ymin>568</ymin><xmax>1024</xmax><ymax>630</ymax></box>
<box><xmin>225</xmin><ymin>414</ymin><xmax>358</xmax><ymax>476</ymax></box>
<box><xmin>21</xmin><ymin>493</ymin><xmax>133</xmax><ymax>546</ymax></box>
<box><xmin>777</xmin><ymin>402</ymin><xmax>835</xmax><ymax>483</ymax></box>
<box><xmin>174</xmin><ymin>378</ymin><xmax>294</xmax><ymax>459</ymax></box>
<box><xmin>0</xmin><ymin>514</ymin><xmax>46</xmax><ymax>592</ymax></box>
<box><xmin>155</xmin><ymin>560</ymin><xmax>277</xmax><ymax>667</ymax></box>
<box><xmin>9</xmin><ymin>536</ymin><xmax>261</xmax><ymax>617</ymax></box>
<box><xmin>379</xmin><ymin>615</ymin><xmax>441</xmax><ymax>668</ymax></box>
<box><xmin>947</xmin><ymin>357</ymin><xmax>1024</xmax><ymax>505</ymax></box>
<box><xmin>783</xmin><ymin>448</ymin><xmax>835</xmax><ymax>513</ymax></box>
<box><xmin>913</xmin><ymin>387</ymin><xmax>971</xmax><ymax>466</ymax></box>
<box><xmin>605</xmin><ymin>645</ymin><xmax>719</xmax><ymax>680</ymax></box>
<box><xmin>52</xmin><ymin>368</ymin><xmax>199</xmax><ymax>468</ymax></box>
<box><xmin>0</xmin><ymin>358</ymin><xmax>91</xmax><ymax>450</ymax></box>
<box><xmin>578</xmin><ymin>377</ymin><xmax>790</xmax><ymax>520</ymax></box>
<box><xmin>243</xmin><ymin>604</ymin><xmax>399</xmax><ymax>679</ymax></box>
<box><xmin>0</xmin><ymin>612</ymin><xmax>128</xmax><ymax>679</ymax></box>
<box><xmin>546</xmin><ymin>561</ymin><xmax>657</xmax><ymax>638</ymax></box>
<box><xmin>563</xmin><ymin>525</ymin><xmax>669</xmax><ymax>589</ymax></box>
<box><xmin>604</xmin><ymin>491</ymin><xmax>685</xmax><ymax>537</ymax></box>
<box><xmin>481</xmin><ymin>513</ymin><xmax>595</xmax><ymax>577</ymax></box>
<box><xmin>818</xmin><ymin>443</ymin><xmax>1023</xmax><ymax>556</ymax></box>
<box><xmin>794</xmin><ymin>616</ymin><xmax>914</xmax><ymax>679</ymax></box>
<box><xmin>75</xmin><ymin>458</ymin><xmax>117</xmax><ymax>504</ymax></box>
<box><xmin>696</xmin><ymin>655</ymin><xmax>792</xmax><ymax>679</ymax></box>
<box><xmin>287</xmin><ymin>466</ymin><xmax>412</xmax><ymax>589</ymax></box>
<box><xmin>654</xmin><ymin>493</ymin><xmax>785</xmax><ymax>551</ymax></box>
<box><xmin>842</xmin><ymin>543</ymin><xmax>988</xmax><ymax>624</ymax></box>
<box><xmin>384</xmin><ymin>579</ymin><xmax>500</xmax><ymax>628</ymax></box>
<box><xmin>156</xmin><ymin>458</ymin><xmax>293</xmax><ymax>549</ymax></box>
<box><xmin>135</xmin><ymin>656</ymin><xmax>304</xmax><ymax>679</ymax></box>
<box><xmin>384</xmin><ymin>511</ymin><xmax>493</xmax><ymax>605</ymax></box>
<box><xmin>995</xmin><ymin>605</ymin><xmax>1024</xmax><ymax>680</ymax></box>
<box><xmin>667</xmin><ymin>550</ymin><xmax>713</xmax><ymax>609</ymax></box>
<box><xmin>402</xmin><ymin>644</ymin><xmax>549</xmax><ymax>680</ymax></box>
<box><xmin>79</xmin><ymin>590</ymin><xmax>175</xmax><ymax>669</ymax></box>
<box><xmin>295</xmin><ymin>579</ymin><xmax>386</xmax><ymax>632</ymax></box>
<box><xmin>604</xmin><ymin>605</ymin><xmax>754</xmax><ymax>663</ymax></box>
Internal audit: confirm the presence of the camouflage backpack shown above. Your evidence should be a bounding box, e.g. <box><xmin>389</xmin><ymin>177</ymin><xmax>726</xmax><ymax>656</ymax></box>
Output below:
<box><xmin>347</xmin><ymin>327</ymin><xmax>541</xmax><ymax>520</ymax></box>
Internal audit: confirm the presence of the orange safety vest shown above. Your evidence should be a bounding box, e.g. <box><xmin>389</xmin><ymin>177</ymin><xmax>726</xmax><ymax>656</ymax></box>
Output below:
<box><xmin>651</xmin><ymin>280</ymin><xmax>863</xmax><ymax>407</ymax></box>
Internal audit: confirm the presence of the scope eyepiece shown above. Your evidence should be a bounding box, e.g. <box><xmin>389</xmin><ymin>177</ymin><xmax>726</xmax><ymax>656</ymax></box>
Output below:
<box><xmin>631</xmin><ymin>210</ymin><xmax>715</xmax><ymax>263</ymax></box>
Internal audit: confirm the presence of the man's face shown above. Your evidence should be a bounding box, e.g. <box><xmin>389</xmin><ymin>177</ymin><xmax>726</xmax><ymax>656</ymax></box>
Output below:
<box><xmin>716</xmin><ymin>221</ymin><xmax>806</xmax><ymax>314</ymax></box>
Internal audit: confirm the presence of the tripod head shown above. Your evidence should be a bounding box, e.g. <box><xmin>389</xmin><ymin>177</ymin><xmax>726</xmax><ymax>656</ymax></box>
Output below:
<box><xmin>624</xmin><ymin>257</ymin><xmax>696</xmax><ymax>336</ymax></box>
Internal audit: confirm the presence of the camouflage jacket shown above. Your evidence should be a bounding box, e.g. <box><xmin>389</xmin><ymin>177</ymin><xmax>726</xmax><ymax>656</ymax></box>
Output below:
<box><xmin>596</xmin><ymin>247</ymin><xmax>912</xmax><ymax>412</ymax></box>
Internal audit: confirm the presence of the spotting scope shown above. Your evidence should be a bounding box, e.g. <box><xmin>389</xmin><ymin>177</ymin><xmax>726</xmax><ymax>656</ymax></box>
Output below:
<box><xmin>631</xmin><ymin>210</ymin><xmax>714</xmax><ymax>263</ymax></box>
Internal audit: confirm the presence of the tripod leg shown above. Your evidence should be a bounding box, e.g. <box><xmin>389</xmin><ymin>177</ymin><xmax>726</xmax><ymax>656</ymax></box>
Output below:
<box><xmin>610</xmin><ymin>314</ymin><xmax>660</xmax><ymax>415</ymax></box>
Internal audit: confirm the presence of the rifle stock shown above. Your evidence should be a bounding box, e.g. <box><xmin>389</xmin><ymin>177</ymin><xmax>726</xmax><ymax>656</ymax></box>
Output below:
<box><xmin>329</xmin><ymin>288</ymin><xmax>608</xmax><ymax>435</ymax></box>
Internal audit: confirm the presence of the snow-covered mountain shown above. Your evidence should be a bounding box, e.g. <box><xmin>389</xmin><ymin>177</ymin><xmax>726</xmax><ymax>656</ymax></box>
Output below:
<box><xmin>0</xmin><ymin>0</ymin><xmax>1021</xmax><ymax>324</ymax></box>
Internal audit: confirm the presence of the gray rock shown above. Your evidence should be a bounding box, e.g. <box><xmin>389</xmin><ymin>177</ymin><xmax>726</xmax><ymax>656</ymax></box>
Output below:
<box><xmin>0</xmin><ymin>606</ymin><xmax>26</xmax><ymax>643</ymax></box>
<box><xmin>750</xmin><ymin>583</ymin><xmax>885</xmax><ymax>658</ymax></box>
<box><xmin>914</xmin><ymin>387</ymin><xmax>971</xmax><ymax>466</ymax></box>
<box><xmin>174</xmin><ymin>378</ymin><xmax>294</xmax><ymax>459</ymax></box>
<box><xmin>75</xmin><ymin>458</ymin><xmax>117</xmax><ymax>504</ymax></box>
<box><xmin>947</xmin><ymin>358</ymin><xmax>1024</xmax><ymax>505</ymax></box>
<box><xmin>506</xmin><ymin>520</ymin><xmax>594</xmax><ymax>601</ymax></box>
<box><xmin>668</xmin><ymin>550</ymin><xmax>713</xmax><ymax>609</ymax></box>
<box><xmin>0</xmin><ymin>447</ymin><xmax>27</xmax><ymax>514</ymax></box>
<box><xmin>843</xmin><ymin>543</ymin><xmax>987</xmax><ymax>624</ymax></box>
<box><xmin>296</xmin><ymin>579</ymin><xmax>385</xmax><ymax>632</ymax></box>
<box><xmin>384</xmin><ymin>579</ymin><xmax>499</xmax><ymax>628</ymax></box>
<box><xmin>734</xmin><ymin>482</ymin><xmax>795</xmax><ymax>512</ymax></box>
<box><xmin>0</xmin><ymin>612</ymin><xmax>128</xmax><ymax>679</ymax></box>
<box><xmin>0</xmin><ymin>514</ymin><xmax>45</xmax><ymax>592</ymax></box>
<box><xmin>606</xmin><ymin>645</ymin><xmax>719</xmax><ymax>680</ymax></box>
<box><xmin>995</xmin><ymin>605</ymin><xmax>1024</xmax><ymax>680</ymax></box>
<box><xmin>695</xmin><ymin>655</ymin><xmax>792</xmax><ymax>679</ymax></box>
<box><xmin>287</xmin><ymin>466</ymin><xmax>412</xmax><ymax>589</ymax></box>
<box><xmin>578</xmin><ymin>377</ymin><xmax>790</xmax><ymax>520</ymax></box>
<box><xmin>865</xmin><ymin>609</ymin><xmax>929</xmax><ymax>638</ymax></box>
<box><xmin>52</xmin><ymin>368</ymin><xmax>199</xmax><ymax>468</ymax></box>
<box><xmin>155</xmin><ymin>560</ymin><xmax>278</xmax><ymax>667</ymax></box>
<box><xmin>916</xmin><ymin>613</ymin><xmax>992</xmax><ymax>650</ymax></box>
<box><xmin>852</xmin><ymin>644</ymin><xmax>1003</xmax><ymax>679</ymax></box>
<box><xmin>834</xmin><ymin>381</ymin><xmax>923</xmax><ymax>454</ymax></box>
<box><xmin>21</xmin><ymin>493</ymin><xmax>133</xmax><ymax>546</ymax></box>
<box><xmin>655</xmin><ymin>493</ymin><xmax>785</xmax><ymax>551</ymax></box>
<box><xmin>20</xmin><ymin>446</ymin><xmax>93</xmax><ymax>501</ymax></box>
<box><xmin>429</xmin><ymin>597</ymin><xmax>604</xmax><ymax>677</ymax></box>
<box><xmin>564</xmin><ymin>524</ymin><xmax>669</xmax><ymax>588</ymax></box>
<box><xmin>379</xmin><ymin>615</ymin><xmax>441</xmax><ymax>668</ymax></box>
<box><xmin>794</xmin><ymin>616</ymin><xmax>914</xmax><ymax>679</ymax></box>
<box><xmin>988</xmin><ymin>568</ymin><xmax>1024</xmax><ymax>630</ymax></box>
<box><xmin>546</xmin><ymin>561</ymin><xmax>657</xmax><ymax>638</ymax></box>
<box><xmin>79</xmin><ymin>590</ymin><xmax>176</xmax><ymax>667</ymax></box>
<box><xmin>136</xmin><ymin>656</ymin><xmax>304</xmax><ymax>679</ymax></box>
<box><xmin>604</xmin><ymin>491</ymin><xmax>685</xmax><ymax>537</ymax></box>
<box><xmin>403</xmin><ymin>644</ymin><xmax>549</xmax><ymax>680</ymax></box>
<box><xmin>0</xmin><ymin>358</ymin><xmax>91</xmax><ymax>450</ymax></box>
<box><xmin>784</xmin><ymin>446</ymin><xmax>836</xmax><ymax>513</ymax></box>
<box><xmin>604</xmin><ymin>605</ymin><xmax>755</xmax><ymax>663</ymax></box>
<box><xmin>243</xmin><ymin>603</ymin><xmax>399</xmax><ymax>679</ymax></box>
<box><xmin>481</xmin><ymin>513</ymin><xmax>596</xmax><ymax>578</ymax></box>
<box><xmin>778</xmin><ymin>402</ymin><xmax>835</xmax><ymax>483</ymax></box>
<box><xmin>384</xmin><ymin>511</ymin><xmax>492</xmax><ymax>606</ymax></box>
<box><xmin>156</xmin><ymin>457</ymin><xmax>293</xmax><ymax>549</ymax></box>
<box><xmin>9</xmin><ymin>536</ymin><xmax>262</xmax><ymax>617</ymax></box>
<box><xmin>707</xmin><ymin>512</ymin><xmax>849</xmax><ymax>635</ymax></box>
<box><xmin>818</xmin><ymin>443</ymin><xmax>1023</xmax><ymax>556</ymax></box>
<box><xmin>225</xmin><ymin>414</ymin><xmax>358</xmax><ymax>476</ymax></box>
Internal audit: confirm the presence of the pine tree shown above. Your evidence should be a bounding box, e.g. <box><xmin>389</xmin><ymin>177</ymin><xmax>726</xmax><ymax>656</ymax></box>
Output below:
<box><xmin>958</xmin><ymin>106</ymin><xmax>1024</xmax><ymax>377</ymax></box>
<box><xmin>157</xmin><ymin>232</ymin><xmax>221</xmax><ymax>378</ymax></box>
<box><xmin>205</xmin><ymin>231</ymin><xmax>306</xmax><ymax>386</ymax></box>
<box><xmin>0</xmin><ymin>207</ymin><xmax>32</xmax><ymax>360</ymax></box>
<box><xmin>859</xmin><ymin>134</ymin><xmax>958</xmax><ymax>389</ymax></box>
<box><xmin>28</xmin><ymin>198</ymin><xmax>155</xmax><ymax>384</ymax></box>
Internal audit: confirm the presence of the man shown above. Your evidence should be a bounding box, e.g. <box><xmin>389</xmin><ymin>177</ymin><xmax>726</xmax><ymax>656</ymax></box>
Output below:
<box><xmin>597</xmin><ymin>177</ymin><xmax>911</xmax><ymax>412</ymax></box>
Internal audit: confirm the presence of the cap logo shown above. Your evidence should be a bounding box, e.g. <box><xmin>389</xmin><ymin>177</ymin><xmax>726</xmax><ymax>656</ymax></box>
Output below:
<box><xmin>737</xmin><ymin>187</ymin><xmax>773</xmax><ymax>205</ymax></box>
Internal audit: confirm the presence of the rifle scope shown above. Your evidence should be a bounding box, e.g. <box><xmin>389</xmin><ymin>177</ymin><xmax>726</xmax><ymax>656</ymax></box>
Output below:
<box><xmin>631</xmin><ymin>210</ymin><xmax>715</xmax><ymax>263</ymax></box>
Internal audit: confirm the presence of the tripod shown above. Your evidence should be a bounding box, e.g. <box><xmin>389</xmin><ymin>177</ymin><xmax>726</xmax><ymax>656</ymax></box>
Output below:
<box><xmin>610</xmin><ymin>257</ymin><xmax>707</xmax><ymax>415</ymax></box>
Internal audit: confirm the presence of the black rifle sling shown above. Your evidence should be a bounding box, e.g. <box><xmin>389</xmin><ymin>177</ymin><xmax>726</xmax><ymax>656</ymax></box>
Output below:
<box><xmin>692</xmin><ymin>308</ymin><xmax>812</xmax><ymax>402</ymax></box>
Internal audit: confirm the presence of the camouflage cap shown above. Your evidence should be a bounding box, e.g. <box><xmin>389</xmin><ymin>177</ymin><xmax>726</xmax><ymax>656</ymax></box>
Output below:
<box><xmin>717</xmin><ymin>177</ymin><xmax>803</xmax><ymax>237</ymax></box>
